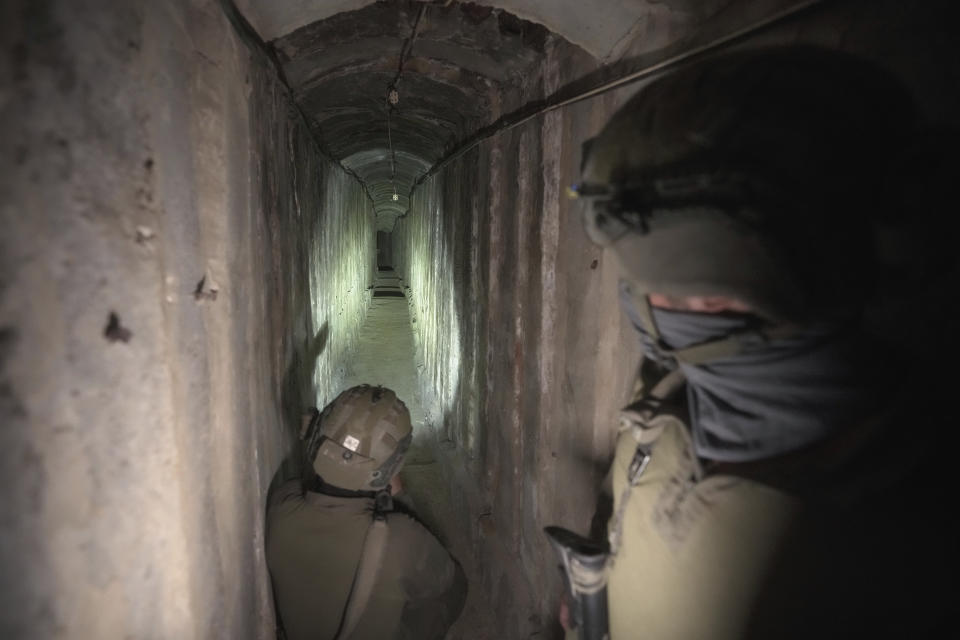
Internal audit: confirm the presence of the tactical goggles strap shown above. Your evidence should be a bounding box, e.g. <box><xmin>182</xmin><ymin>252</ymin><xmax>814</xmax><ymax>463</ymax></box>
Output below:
<box><xmin>660</xmin><ymin>323</ymin><xmax>802</xmax><ymax>365</ymax></box>
<box><xmin>623</xmin><ymin>273</ymin><xmax>808</xmax><ymax>365</ymax></box>
<box><xmin>627</xmin><ymin>287</ymin><xmax>802</xmax><ymax>365</ymax></box>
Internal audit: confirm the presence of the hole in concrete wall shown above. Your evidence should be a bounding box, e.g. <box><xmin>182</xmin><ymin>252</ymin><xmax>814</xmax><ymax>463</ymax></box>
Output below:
<box><xmin>103</xmin><ymin>312</ymin><xmax>132</xmax><ymax>343</ymax></box>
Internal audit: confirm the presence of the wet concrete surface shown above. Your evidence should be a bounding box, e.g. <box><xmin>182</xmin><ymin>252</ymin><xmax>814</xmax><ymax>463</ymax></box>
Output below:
<box><xmin>341</xmin><ymin>268</ymin><xmax>497</xmax><ymax>639</ymax></box>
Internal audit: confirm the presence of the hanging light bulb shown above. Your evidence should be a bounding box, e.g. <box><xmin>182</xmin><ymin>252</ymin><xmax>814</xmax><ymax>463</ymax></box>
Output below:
<box><xmin>392</xmin><ymin>191</ymin><xmax>399</xmax><ymax>202</ymax></box>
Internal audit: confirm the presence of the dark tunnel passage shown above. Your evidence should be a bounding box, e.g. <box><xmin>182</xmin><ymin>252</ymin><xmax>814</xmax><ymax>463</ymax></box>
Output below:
<box><xmin>3</xmin><ymin>0</ymin><xmax>960</xmax><ymax>638</ymax></box>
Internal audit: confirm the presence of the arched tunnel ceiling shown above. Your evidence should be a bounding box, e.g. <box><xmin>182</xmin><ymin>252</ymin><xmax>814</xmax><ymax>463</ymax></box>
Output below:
<box><xmin>238</xmin><ymin>0</ymin><xmax>665</xmax><ymax>61</ymax></box>
<box><xmin>261</xmin><ymin>2</ymin><xmax>558</xmax><ymax>231</ymax></box>
<box><xmin>342</xmin><ymin>149</ymin><xmax>432</xmax><ymax>220</ymax></box>
<box><xmin>235</xmin><ymin>1</ymin><xmax>733</xmax><ymax>230</ymax></box>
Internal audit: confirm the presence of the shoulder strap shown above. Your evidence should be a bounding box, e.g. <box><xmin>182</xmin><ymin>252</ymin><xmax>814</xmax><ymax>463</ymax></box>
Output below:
<box><xmin>334</xmin><ymin>511</ymin><xmax>390</xmax><ymax>639</ymax></box>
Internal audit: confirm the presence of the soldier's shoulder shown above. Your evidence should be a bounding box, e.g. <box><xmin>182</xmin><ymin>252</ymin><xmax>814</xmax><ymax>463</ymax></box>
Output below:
<box><xmin>267</xmin><ymin>479</ymin><xmax>305</xmax><ymax>512</ymax></box>
<box><xmin>385</xmin><ymin>509</ymin><xmax>439</xmax><ymax>544</ymax></box>
<box><xmin>383</xmin><ymin>510</ymin><xmax>458</xmax><ymax>584</ymax></box>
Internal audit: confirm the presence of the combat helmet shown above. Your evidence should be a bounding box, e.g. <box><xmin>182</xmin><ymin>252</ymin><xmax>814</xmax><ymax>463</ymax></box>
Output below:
<box><xmin>301</xmin><ymin>385</ymin><xmax>412</xmax><ymax>492</ymax></box>
<box><xmin>577</xmin><ymin>46</ymin><xmax>915</xmax><ymax>323</ymax></box>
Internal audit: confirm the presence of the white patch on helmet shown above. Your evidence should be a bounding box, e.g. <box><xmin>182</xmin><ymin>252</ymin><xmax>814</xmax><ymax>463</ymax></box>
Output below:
<box><xmin>342</xmin><ymin>435</ymin><xmax>361</xmax><ymax>452</ymax></box>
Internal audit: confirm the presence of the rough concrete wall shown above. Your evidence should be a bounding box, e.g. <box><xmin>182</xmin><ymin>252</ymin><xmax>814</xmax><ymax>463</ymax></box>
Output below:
<box><xmin>304</xmin><ymin>161</ymin><xmax>377</xmax><ymax>414</ymax></box>
<box><xmin>394</xmin><ymin>2</ymin><xmax>960</xmax><ymax>638</ymax></box>
<box><xmin>0</xmin><ymin>1</ymin><xmax>374</xmax><ymax>638</ymax></box>
<box><xmin>395</xmin><ymin>175</ymin><xmax>466</xmax><ymax>434</ymax></box>
<box><xmin>394</xmin><ymin>37</ymin><xmax>642</xmax><ymax>637</ymax></box>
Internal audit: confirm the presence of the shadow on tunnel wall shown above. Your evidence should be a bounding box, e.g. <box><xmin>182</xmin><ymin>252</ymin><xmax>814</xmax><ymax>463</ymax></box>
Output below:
<box><xmin>263</xmin><ymin>321</ymin><xmax>330</xmax><ymax>640</ymax></box>
<box><xmin>260</xmin><ymin>321</ymin><xmax>326</xmax><ymax>640</ymax></box>
<box><xmin>270</xmin><ymin>321</ymin><xmax>329</xmax><ymax>499</ymax></box>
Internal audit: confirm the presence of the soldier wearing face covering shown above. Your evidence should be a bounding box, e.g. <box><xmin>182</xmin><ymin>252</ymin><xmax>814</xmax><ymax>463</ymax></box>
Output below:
<box><xmin>558</xmin><ymin>47</ymin><xmax>957</xmax><ymax>639</ymax></box>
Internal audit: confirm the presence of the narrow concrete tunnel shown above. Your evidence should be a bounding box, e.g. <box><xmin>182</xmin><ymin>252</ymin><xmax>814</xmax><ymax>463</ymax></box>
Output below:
<box><xmin>2</xmin><ymin>0</ymin><xmax>959</xmax><ymax>638</ymax></box>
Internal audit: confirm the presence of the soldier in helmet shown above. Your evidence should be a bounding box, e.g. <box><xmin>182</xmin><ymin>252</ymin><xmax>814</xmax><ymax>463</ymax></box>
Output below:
<box><xmin>561</xmin><ymin>46</ymin><xmax>955</xmax><ymax>638</ymax></box>
<box><xmin>267</xmin><ymin>385</ymin><xmax>466</xmax><ymax>640</ymax></box>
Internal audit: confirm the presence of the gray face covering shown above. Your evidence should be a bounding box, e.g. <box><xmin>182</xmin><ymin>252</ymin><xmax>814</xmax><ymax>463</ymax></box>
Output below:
<box><xmin>621</xmin><ymin>288</ymin><xmax>885</xmax><ymax>462</ymax></box>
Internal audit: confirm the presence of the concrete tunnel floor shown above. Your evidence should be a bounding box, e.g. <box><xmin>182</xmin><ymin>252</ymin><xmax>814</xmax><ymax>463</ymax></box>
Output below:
<box><xmin>339</xmin><ymin>268</ymin><xmax>498</xmax><ymax>639</ymax></box>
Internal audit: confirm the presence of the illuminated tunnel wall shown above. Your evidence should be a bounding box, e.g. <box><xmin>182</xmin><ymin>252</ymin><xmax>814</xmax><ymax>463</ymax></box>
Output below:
<box><xmin>391</xmin><ymin>46</ymin><xmax>648</xmax><ymax>628</ymax></box>
<box><xmin>307</xmin><ymin>169</ymin><xmax>376</xmax><ymax>412</ymax></box>
<box><xmin>394</xmin><ymin>173</ymin><xmax>467</xmax><ymax>446</ymax></box>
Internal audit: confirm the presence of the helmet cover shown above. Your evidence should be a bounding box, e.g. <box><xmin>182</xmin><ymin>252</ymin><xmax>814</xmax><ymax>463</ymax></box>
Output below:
<box><xmin>304</xmin><ymin>385</ymin><xmax>412</xmax><ymax>491</ymax></box>
<box><xmin>579</xmin><ymin>46</ymin><xmax>915</xmax><ymax>322</ymax></box>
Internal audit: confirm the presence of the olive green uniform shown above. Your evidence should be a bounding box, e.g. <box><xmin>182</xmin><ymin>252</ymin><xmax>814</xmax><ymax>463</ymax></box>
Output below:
<box><xmin>267</xmin><ymin>479</ymin><xmax>466</xmax><ymax>640</ymax></box>
<box><xmin>601</xmin><ymin>397</ymin><xmax>953</xmax><ymax>639</ymax></box>
<box><xmin>607</xmin><ymin>416</ymin><xmax>805</xmax><ymax>639</ymax></box>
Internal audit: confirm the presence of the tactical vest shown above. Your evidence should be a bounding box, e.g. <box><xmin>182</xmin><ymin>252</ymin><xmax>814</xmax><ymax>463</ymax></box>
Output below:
<box><xmin>605</xmin><ymin>363</ymin><xmax>801</xmax><ymax>640</ymax></box>
<box><xmin>599</xmin><ymin>291</ymin><xmax>943</xmax><ymax>639</ymax></box>
<box><xmin>603</xmin><ymin>286</ymin><xmax>909</xmax><ymax>639</ymax></box>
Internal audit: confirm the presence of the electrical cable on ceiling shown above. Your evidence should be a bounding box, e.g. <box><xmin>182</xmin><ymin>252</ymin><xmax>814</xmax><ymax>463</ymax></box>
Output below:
<box><xmin>397</xmin><ymin>0</ymin><xmax>828</xmax><ymax>216</ymax></box>
<box><xmin>387</xmin><ymin>108</ymin><xmax>398</xmax><ymax>201</ymax></box>
<box><xmin>391</xmin><ymin>3</ymin><xmax>428</xmax><ymax>92</ymax></box>
<box><xmin>385</xmin><ymin>3</ymin><xmax>428</xmax><ymax>203</ymax></box>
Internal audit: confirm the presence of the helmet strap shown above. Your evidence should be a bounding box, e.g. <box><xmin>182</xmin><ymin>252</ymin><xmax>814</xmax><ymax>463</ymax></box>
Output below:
<box><xmin>374</xmin><ymin>489</ymin><xmax>393</xmax><ymax>516</ymax></box>
<box><xmin>311</xmin><ymin>475</ymin><xmax>378</xmax><ymax>500</ymax></box>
